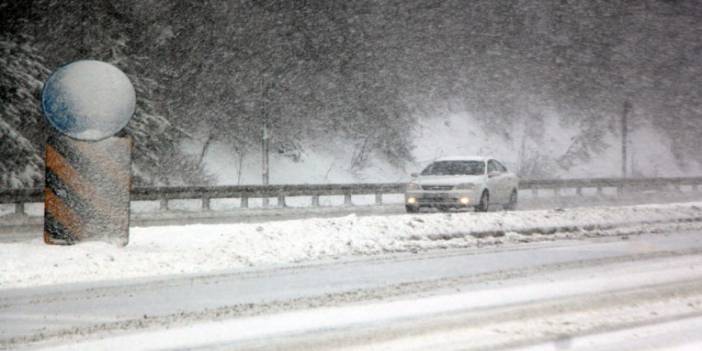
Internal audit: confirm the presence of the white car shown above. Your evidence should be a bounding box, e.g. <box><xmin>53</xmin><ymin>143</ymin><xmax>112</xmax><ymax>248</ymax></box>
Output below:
<box><xmin>405</xmin><ymin>156</ymin><xmax>519</xmax><ymax>213</ymax></box>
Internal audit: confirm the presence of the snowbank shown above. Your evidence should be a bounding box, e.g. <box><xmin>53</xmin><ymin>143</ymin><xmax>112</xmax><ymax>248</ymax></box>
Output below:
<box><xmin>2</xmin><ymin>202</ymin><xmax>702</xmax><ymax>290</ymax></box>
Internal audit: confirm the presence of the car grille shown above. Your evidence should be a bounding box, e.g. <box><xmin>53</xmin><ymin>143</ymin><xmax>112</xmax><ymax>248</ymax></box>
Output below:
<box><xmin>419</xmin><ymin>196</ymin><xmax>450</xmax><ymax>202</ymax></box>
<box><xmin>422</xmin><ymin>185</ymin><xmax>454</xmax><ymax>191</ymax></box>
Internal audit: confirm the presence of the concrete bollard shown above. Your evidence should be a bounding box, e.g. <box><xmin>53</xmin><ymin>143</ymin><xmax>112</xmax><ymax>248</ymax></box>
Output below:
<box><xmin>41</xmin><ymin>61</ymin><xmax>135</xmax><ymax>246</ymax></box>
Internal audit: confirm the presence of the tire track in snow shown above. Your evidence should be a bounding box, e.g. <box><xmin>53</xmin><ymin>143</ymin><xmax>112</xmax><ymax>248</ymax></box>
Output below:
<box><xmin>4</xmin><ymin>244</ymin><xmax>702</xmax><ymax>349</ymax></box>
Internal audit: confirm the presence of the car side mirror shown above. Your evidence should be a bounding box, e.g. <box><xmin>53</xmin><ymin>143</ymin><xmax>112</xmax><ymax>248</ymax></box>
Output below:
<box><xmin>488</xmin><ymin>171</ymin><xmax>500</xmax><ymax>178</ymax></box>
<box><xmin>410</xmin><ymin>172</ymin><xmax>418</xmax><ymax>178</ymax></box>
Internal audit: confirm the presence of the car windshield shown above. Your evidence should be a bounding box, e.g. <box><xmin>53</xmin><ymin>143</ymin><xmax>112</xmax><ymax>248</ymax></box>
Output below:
<box><xmin>421</xmin><ymin>161</ymin><xmax>485</xmax><ymax>176</ymax></box>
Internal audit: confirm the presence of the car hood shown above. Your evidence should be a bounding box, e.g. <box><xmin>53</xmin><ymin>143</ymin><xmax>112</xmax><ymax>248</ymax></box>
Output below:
<box><xmin>414</xmin><ymin>175</ymin><xmax>485</xmax><ymax>185</ymax></box>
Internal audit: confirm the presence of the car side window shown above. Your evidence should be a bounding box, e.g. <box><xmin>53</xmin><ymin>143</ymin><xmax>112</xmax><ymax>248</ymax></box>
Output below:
<box><xmin>495</xmin><ymin>161</ymin><xmax>508</xmax><ymax>173</ymax></box>
<box><xmin>487</xmin><ymin>160</ymin><xmax>498</xmax><ymax>173</ymax></box>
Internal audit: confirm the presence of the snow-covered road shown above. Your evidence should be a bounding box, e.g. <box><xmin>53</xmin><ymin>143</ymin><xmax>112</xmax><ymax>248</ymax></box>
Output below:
<box><xmin>3</xmin><ymin>202</ymin><xmax>702</xmax><ymax>349</ymax></box>
<box><xmin>3</xmin><ymin>229</ymin><xmax>702</xmax><ymax>350</ymax></box>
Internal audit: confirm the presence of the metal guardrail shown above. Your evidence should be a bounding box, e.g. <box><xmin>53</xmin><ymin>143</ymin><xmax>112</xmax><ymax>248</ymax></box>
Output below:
<box><xmin>2</xmin><ymin>177</ymin><xmax>702</xmax><ymax>215</ymax></box>
<box><xmin>519</xmin><ymin>177</ymin><xmax>702</xmax><ymax>189</ymax></box>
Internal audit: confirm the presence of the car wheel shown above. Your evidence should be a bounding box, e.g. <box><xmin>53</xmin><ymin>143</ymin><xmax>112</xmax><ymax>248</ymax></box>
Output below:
<box><xmin>504</xmin><ymin>189</ymin><xmax>518</xmax><ymax>211</ymax></box>
<box><xmin>475</xmin><ymin>191</ymin><xmax>489</xmax><ymax>212</ymax></box>
<box><xmin>405</xmin><ymin>205</ymin><xmax>419</xmax><ymax>213</ymax></box>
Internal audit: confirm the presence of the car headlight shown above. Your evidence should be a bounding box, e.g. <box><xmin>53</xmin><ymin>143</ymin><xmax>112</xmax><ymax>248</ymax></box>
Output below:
<box><xmin>406</xmin><ymin>182</ymin><xmax>421</xmax><ymax>191</ymax></box>
<box><xmin>455</xmin><ymin>183</ymin><xmax>475</xmax><ymax>190</ymax></box>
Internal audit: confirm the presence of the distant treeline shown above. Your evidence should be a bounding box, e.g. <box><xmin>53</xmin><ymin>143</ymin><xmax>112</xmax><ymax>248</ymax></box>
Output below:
<box><xmin>1</xmin><ymin>0</ymin><xmax>701</xmax><ymax>187</ymax></box>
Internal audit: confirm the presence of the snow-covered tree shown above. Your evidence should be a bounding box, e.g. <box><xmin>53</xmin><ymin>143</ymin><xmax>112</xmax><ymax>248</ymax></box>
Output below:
<box><xmin>0</xmin><ymin>34</ymin><xmax>48</xmax><ymax>188</ymax></box>
<box><xmin>0</xmin><ymin>0</ymin><xmax>211</xmax><ymax>187</ymax></box>
<box><xmin>2</xmin><ymin>0</ymin><xmax>702</xmax><ymax>185</ymax></box>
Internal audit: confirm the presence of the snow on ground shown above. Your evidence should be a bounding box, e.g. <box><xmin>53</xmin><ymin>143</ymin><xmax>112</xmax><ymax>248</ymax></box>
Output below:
<box><xmin>1</xmin><ymin>202</ymin><xmax>702</xmax><ymax>290</ymax></box>
<box><xmin>33</xmin><ymin>250</ymin><xmax>702</xmax><ymax>351</ymax></box>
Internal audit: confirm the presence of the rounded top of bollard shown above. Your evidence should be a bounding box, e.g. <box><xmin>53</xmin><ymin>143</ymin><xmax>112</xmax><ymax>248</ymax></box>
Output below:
<box><xmin>42</xmin><ymin>60</ymin><xmax>136</xmax><ymax>141</ymax></box>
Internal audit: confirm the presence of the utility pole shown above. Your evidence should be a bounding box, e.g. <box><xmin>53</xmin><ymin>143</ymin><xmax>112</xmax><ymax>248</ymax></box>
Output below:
<box><xmin>621</xmin><ymin>101</ymin><xmax>631</xmax><ymax>178</ymax></box>
<box><xmin>261</xmin><ymin>76</ymin><xmax>270</xmax><ymax>207</ymax></box>
<box><xmin>262</xmin><ymin>123</ymin><xmax>269</xmax><ymax>185</ymax></box>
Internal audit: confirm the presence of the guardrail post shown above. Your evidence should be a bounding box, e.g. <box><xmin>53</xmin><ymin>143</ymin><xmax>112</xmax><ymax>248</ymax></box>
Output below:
<box><xmin>311</xmin><ymin>195</ymin><xmax>320</xmax><ymax>207</ymax></box>
<box><xmin>277</xmin><ymin>195</ymin><xmax>286</xmax><ymax>208</ymax></box>
<box><xmin>375</xmin><ymin>193</ymin><xmax>383</xmax><ymax>205</ymax></box>
<box><xmin>240</xmin><ymin>197</ymin><xmax>248</xmax><ymax>209</ymax></box>
<box><xmin>15</xmin><ymin>202</ymin><xmax>26</xmax><ymax>216</ymax></box>
<box><xmin>344</xmin><ymin>193</ymin><xmax>352</xmax><ymax>206</ymax></box>
<box><xmin>201</xmin><ymin>197</ymin><xmax>210</xmax><ymax>211</ymax></box>
<box><xmin>159</xmin><ymin>198</ymin><xmax>169</xmax><ymax>211</ymax></box>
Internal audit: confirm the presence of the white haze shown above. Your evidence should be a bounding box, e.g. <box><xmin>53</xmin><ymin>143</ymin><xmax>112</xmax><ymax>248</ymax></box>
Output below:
<box><xmin>186</xmin><ymin>111</ymin><xmax>701</xmax><ymax>185</ymax></box>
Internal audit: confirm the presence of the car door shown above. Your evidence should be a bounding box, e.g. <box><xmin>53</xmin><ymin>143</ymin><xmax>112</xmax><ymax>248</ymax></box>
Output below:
<box><xmin>494</xmin><ymin>160</ymin><xmax>513</xmax><ymax>201</ymax></box>
<box><xmin>486</xmin><ymin>160</ymin><xmax>503</xmax><ymax>204</ymax></box>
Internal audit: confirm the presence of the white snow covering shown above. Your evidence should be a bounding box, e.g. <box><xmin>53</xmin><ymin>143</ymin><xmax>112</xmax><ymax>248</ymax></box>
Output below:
<box><xmin>36</xmin><ymin>254</ymin><xmax>702</xmax><ymax>351</ymax></box>
<box><xmin>73</xmin><ymin>129</ymin><xmax>108</xmax><ymax>140</ymax></box>
<box><xmin>1</xmin><ymin>202</ymin><xmax>702</xmax><ymax>290</ymax></box>
<box><xmin>183</xmin><ymin>136</ymin><xmax>410</xmax><ymax>185</ymax></box>
<box><xmin>43</xmin><ymin>60</ymin><xmax>135</xmax><ymax>140</ymax></box>
<box><xmin>410</xmin><ymin>111</ymin><xmax>702</xmax><ymax>178</ymax></box>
